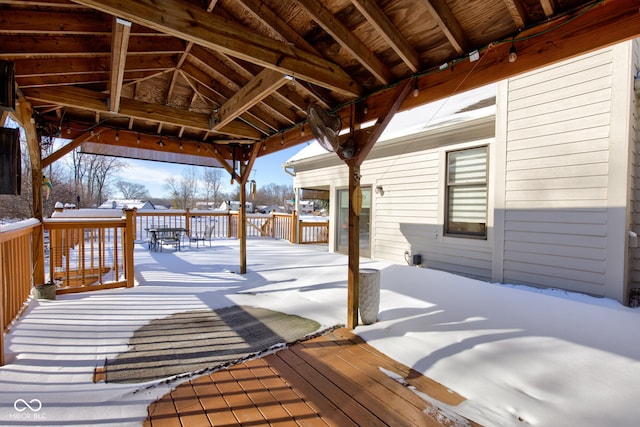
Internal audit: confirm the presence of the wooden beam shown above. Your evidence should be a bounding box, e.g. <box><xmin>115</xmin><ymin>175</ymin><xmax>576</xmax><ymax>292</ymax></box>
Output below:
<box><xmin>421</xmin><ymin>0</ymin><xmax>471</xmax><ymax>54</ymax></box>
<box><xmin>14</xmin><ymin>96</ymin><xmax>45</xmax><ymax>286</ymax></box>
<box><xmin>180</xmin><ymin>66</ymin><xmax>274</xmax><ymax>134</ymax></box>
<box><xmin>109</xmin><ymin>17</ymin><xmax>131</xmax><ymax>113</ymax></box>
<box><xmin>295</xmin><ymin>0</ymin><xmax>394</xmax><ymax>85</ymax></box>
<box><xmin>503</xmin><ymin>0</ymin><xmax>529</xmax><ymax>29</ymax></box>
<box><xmin>403</xmin><ymin>0</ymin><xmax>640</xmax><ymax>112</ymax></box>
<box><xmin>540</xmin><ymin>0</ymin><xmax>555</xmax><ymax>17</ymax></box>
<box><xmin>352</xmin><ymin>79</ymin><xmax>414</xmax><ymax>166</ymax></box>
<box><xmin>351</xmin><ymin>0</ymin><xmax>421</xmax><ymax>73</ymax></box>
<box><xmin>262</xmin><ymin>0</ymin><xmax>640</xmax><ymax>152</ymax></box>
<box><xmin>346</xmin><ymin>163</ymin><xmax>360</xmax><ymax>329</ymax></box>
<box><xmin>206</xmin><ymin>0</ymin><xmax>219</xmax><ymax>12</ymax></box>
<box><xmin>237</xmin><ymin>0</ymin><xmax>320</xmax><ymax>56</ymax></box>
<box><xmin>216</xmin><ymin>69</ymin><xmax>287</xmax><ymax>129</ymax></box>
<box><xmin>13</xmin><ymin>55</ymin><xmax>176</xmax><ymax>77</ymax></box>
<box><xmin>42</xmin><ymin>129</ymin><xmax>106</xmax><ymax>168</ymax></box>
<box><xmin>344</xmin><ymin>79</ymin><xmax>412</xmax><ymax>329</ymax></box>
<box><xmin>0</xmin><ymin>34</ymin><xmax>185</xmax><ymax>58</ymax></box>
<box><xmin>238</xmin><ymin>158</ymin><xmax>248</xmax><ymax>274</ymax></box>
<box><xmin>71</xmin><ymin>0</ymin><xmax>361</xmax><ymax>97</ymax></box>
<box><xmin>22</xmin><ymin>86</ymin><xmax>262</xmax><ymax>139</ymax></box>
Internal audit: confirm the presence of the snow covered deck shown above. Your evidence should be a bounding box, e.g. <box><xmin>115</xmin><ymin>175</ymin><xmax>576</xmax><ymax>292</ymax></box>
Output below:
<box><xmin>1</xmin><ymin>239</ymin><xmax>639</xmax><ymax>426</ymax></box>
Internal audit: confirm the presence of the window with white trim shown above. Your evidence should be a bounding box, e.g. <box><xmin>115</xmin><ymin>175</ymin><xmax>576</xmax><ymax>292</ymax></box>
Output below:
<box><xmin>445</xmin><ymin>146</ymin><xmax>488</xmax><ymax>238</ymax></box>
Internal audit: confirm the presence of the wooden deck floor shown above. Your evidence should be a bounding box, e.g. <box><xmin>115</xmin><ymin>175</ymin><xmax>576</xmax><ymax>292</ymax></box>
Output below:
<box><xmin>144</xmin><ymin>328</ymin><xmax>480</xmax><ymax>427</ymax></box>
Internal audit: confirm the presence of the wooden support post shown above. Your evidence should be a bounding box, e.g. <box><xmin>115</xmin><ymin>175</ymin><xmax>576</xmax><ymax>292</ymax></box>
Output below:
<box><xmin>0</xmin><ymin>240</ymin><xmax>4</xmax><ymax>366</ymax></box>
<box><xmin>290</xmin><ymin>210</ymin><xmax>297</xmax><ymax>244</ymax></box>
<box><xmin>238</xmin><ymin>169</ymin><xmax>247</xmax><ymax>274</ymax></box>
<box><xmin>237</xmin><ymin>143</ymin><xmax>261</xmax><ymax>274</ymax></box>
<box><xmin>345</xmin><ymin>79</ymin><xmax>413</xmax><ymax>329</ymax></box>
<box><xmin>124</xmin><ymin>209</ymin><xmax>135</xmax><ymax>288</ymax></box>
<box><xmin>16</xmin><ymin>97</ymin><xmax>45</xmax><ymax>286</ymax></box>
<box><xmin>347</xmin><ymin>163</ymin><xmax>361</xmax><ymax>329</ymax></box>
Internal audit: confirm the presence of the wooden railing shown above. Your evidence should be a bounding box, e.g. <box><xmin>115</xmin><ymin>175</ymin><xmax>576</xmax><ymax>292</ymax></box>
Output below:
<box><xmin>0</xmin><ymin>219</ymin><xmax>42</xmax><ymax>366</ymax></box>
<box><xmin>133</xmin><ymin>210</ymin><xmax>316</xmax><ymax>244</ymax></box>
<box><xmin>0</xmin><ymin>209</ymin><xmax>327</xmax><ymax>366</ymax></box>
<box><xmin>44</xmin><ymin>209</ymin><xmax>135</xmax><ymax>294</ymax></box>
<box><xmin>299</xmin><ymin>221</ymin><xmax>329</xmax><ymax>244</ymax></box>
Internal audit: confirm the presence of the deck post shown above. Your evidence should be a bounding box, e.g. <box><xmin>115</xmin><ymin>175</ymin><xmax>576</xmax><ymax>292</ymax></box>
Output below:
<box><xmin>124</xmin><ymin>209</ymin><xmax>135</xmax><ymax>288</ymax></box>
<box><xmin>185</xmin><ymin>208</ymin><xmax>191</xmax><ymax>234</ymax></box>
<box><xmin>239</xmin><ymin>163</ymin><xmax>247</xmax><ymax>274</ymax></box>
<box><xmin>347</xmin><ymin>163</ymin><xmax>361</xmax><ymax>329</ymax></box>
<box><xmin>16</xmin><ymin>97</ymin><xmax>45</xmax><ymax>286</ymax></box>
<box><xmin>0</xmin><ymin>240</ymin><xmax>4</xmax><ymax>366</ymax></box>
<box><xmin>290</xmin><ymin>210</ymin><xmax>297</xmax><ymax>244</ymax></box>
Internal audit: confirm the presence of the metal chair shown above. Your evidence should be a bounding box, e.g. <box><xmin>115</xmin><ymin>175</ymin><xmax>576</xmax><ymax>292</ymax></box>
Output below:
<box><xmin>188</xmin><ymin>225</ymin><xmax>213</xmax><ymax>248</ymax></box>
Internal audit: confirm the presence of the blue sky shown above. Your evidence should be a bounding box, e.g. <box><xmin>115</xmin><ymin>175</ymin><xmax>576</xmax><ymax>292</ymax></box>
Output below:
<box><xmin>121</xmin><ymin>144</ymin><xmax>303</xmax><ymax>198</ymax></box>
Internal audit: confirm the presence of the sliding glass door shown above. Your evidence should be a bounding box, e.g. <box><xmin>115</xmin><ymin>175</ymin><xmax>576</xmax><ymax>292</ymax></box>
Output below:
<box><xmin>336</xmin><ymin>187</ymin><xmax>371</xmax><ymax>257</ymax></box>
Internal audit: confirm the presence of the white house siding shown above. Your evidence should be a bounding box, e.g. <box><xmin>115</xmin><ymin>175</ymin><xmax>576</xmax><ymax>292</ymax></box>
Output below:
<box><xmin>630</xmin><ymin>38</ymin><xmax>640</xmax><ymax>296</ymax></box>
<box><xmin>498</xmin><ymin>43</ymin><xmax>635</xmax><ymax>300</ymax></box>
<box><xmin>291</xmin><ymin>117</ymin><xmax>496</xmax><ymax>281</ymax></box>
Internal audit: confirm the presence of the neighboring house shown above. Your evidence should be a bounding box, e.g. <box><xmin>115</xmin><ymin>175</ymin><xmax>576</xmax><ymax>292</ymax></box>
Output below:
<box><xmin>284</xmin><ymin>39</ymin><xmax>640</xmax><ymax>305</ymax></box>
<box><xmin>98</xmin><ymin>199</ymin><xmax>156</xmax><ymax>210</ymax></box>
<box><xmin>219</xmin><ymin>201</ymin><xmax>254</xmax><ymax>211</ymax></box>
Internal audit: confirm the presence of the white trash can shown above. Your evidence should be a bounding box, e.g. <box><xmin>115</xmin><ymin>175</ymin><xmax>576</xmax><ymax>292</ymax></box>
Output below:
<box><xmin>359</xmin><ymin>268</ymin><xmax>380</xmax><ymax>325</ymax></box>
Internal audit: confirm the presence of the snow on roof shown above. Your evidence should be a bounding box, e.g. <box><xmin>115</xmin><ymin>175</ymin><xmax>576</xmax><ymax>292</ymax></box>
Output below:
<box><xmin>286</xmin><ymin>83</ymin><xmax>496</xmax><ymax>163</ymax></box>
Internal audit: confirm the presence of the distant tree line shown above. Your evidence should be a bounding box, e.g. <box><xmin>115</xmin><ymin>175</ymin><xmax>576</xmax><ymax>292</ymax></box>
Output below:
<box><xmin>0</xmin><ymin>139</ymin><xmax>294</xmax><ymax>219</ymax></box>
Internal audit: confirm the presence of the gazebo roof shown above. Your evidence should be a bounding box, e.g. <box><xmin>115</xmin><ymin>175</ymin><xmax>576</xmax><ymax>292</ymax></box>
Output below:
<box><xmin>2</xmin><ymin>0</ymin><xmax>640</xmax><ymax>169</ymax></box>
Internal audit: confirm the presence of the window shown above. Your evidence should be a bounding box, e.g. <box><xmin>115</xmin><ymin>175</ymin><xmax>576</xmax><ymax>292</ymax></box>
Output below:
<box><xmin>445</xmin><ymin>146</ymin><xmax>487</xmax><ymax>238</ymax></box>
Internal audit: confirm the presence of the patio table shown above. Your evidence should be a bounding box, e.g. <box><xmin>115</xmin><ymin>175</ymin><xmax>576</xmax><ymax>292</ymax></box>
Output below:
<box><xmin>145</xmin><ymin>227</ymin><xmax>186</xmax><ymax>252</ymax></box>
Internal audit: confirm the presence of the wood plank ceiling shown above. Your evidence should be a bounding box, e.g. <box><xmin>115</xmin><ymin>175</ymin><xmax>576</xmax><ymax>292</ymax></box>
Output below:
<box><xmin>2</xmin><ymin>0</ymin><xmax>640</xmax><ymax>169</ymax></box>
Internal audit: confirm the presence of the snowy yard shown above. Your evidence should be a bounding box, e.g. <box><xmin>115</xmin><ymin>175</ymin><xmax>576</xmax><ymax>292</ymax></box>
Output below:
<box><xmin>1</xmin><ymin>238</ymin><xmax>639</xmax><ymax>426</ymax></box>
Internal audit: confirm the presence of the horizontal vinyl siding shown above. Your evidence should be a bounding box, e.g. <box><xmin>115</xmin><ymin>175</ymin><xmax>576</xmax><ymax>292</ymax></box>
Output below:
<box><xmin>631</xmin><ymin>38</ymin><xmax>640</xmax><ymax>291</ymax></box>
<box><xmin>366</xmin><ymin>146</ymin><xmax>493</xmax><ymax>281</ymax></box>
<box><xmin>293</xmin><ymin>132</ymin><xmax>494</xmax><ymax>280</ymax></box>
<box><xmin>502</xmin><ymin>47</ymin><xmax>614</xmax><ymax>295</ymax></box>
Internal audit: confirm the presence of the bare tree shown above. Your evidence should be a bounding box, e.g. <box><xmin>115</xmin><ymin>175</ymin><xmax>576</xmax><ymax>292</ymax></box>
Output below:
<box><xmin>201</xmin><ymin>168</ymin><xmax>224</xmax><ymax>209</ymax></box>
<box><xmin>0</xmin><ymin>139</ymin><xmax>75</xmax><ymax>219</ymax></box>
<box><xmin>164</xmin><ymin>167</ymin><xmax>199</xmax><ymax>209</ymax></box>
<box><xmin>116</xmin><ymin>180</ymin><xmax>150</xmax><ymax>199</ymax></box>
<box><xmin>67</xmin><ymin>149</ymin><xmax>124</xmax><ymax>207</ymax></box>
<box><xmin>255</xmin><ymin>183</ymin><xmax>294</xmax><ymax>207</ymax></box>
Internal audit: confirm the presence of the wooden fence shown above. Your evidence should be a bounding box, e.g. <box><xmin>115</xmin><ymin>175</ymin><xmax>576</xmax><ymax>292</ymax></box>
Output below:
<box><xmin>0</xmin><ymin>219</ymin><xmax>41</xmax><ymax>366</ymax></box>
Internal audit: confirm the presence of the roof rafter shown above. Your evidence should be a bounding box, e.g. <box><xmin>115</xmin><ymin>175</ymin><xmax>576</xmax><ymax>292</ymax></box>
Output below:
<box><xmin>108</xmin><ymin>17</ymin><xmax>131</xmax><ymax>113</ymax></box>
<box><xmin>540</xmin><ymin>0</ymin><xmax>555</xmax><ymax>17</ymax></box>
<box><xmin>235</xmin><ymin>0</ymin><xmax>339</xmax><ymax>108</ymax></box>
<box><xmin>350</xmin><ymin>0</ymin><xmax>420</xmax><ymax>73</ymax></box>
<box><xmin>421</xmin><ymin>0</ymin><xmax>471</xmax><ymax>54</ymax></box>
<box><xmin>216</xmin><ymin>69</ymin><xmax>287</xmax><ymax>129</ymax></box>
<box><xmin>295</xmin><ymin>0</ymin><xmax>394</xmax><ymax>85</ymax></box>
<box><xmin>71</xmin><ymin>0</ymin><xmax>362</xmax><ymax>97</ymax></box>
<box><xmin>42</xmin><ymin>128</ymin><xmax>107</xmax><ymax>168</ymax></box>
<box><xmin>502</xmin><ymin>0</ymin><xmax>529</xmax><ymax>29</ymax></box>
<box><xmin>22</xmin><ymin>86</ymin><xmax>262</xmax><ymax>139</ymax></box>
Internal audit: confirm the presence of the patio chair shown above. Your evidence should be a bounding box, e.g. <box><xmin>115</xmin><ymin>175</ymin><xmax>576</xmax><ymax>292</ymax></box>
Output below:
<box><xmin>158</xmin><ymin>230</ymin><xmax>181</xmax><ymax>252</ymax></box>
<box><xmin>188</xmin><ymin>225</ymin><xmax>213</xmax><ymax>248</ymax></box>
